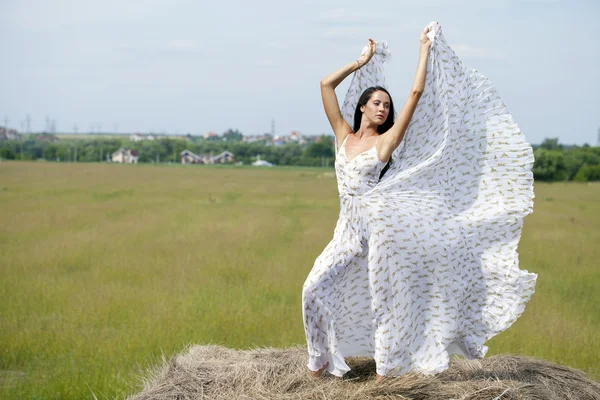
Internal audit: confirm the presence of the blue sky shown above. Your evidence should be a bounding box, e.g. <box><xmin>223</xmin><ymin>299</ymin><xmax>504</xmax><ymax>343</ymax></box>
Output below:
<box><xmin>1</xmin><ymin>0</ymin><xmax>598</xmax><ymax>145</ymax></box>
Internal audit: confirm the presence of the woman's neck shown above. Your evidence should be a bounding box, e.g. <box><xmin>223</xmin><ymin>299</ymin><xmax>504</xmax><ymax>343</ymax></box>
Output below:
<box><xmin>355</xmin><ymin>125</ymin><xmax>379</xmax><ymax>139</ymax></box>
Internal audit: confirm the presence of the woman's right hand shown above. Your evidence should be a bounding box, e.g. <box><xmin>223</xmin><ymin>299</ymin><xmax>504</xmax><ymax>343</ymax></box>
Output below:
<box><xmin>357</xmin><ymin>38</ymin><xmax>376</xmax><ymax>68</ymax></box>
<box><xmin>420</xmin><ymin>25</ymin><xmax>433</xmax><ymax>50</ymax></box>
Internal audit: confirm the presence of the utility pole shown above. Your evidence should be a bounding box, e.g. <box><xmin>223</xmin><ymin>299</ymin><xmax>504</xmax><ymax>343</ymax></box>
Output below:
<box><xmin>25</xmin><ymin>114</ymin><xmax>31</xmax><ymax>133</ymax></box>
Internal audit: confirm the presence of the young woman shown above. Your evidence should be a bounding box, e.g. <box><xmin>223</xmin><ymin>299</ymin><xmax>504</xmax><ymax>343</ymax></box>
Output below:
<box><xmin>302</xmin><ymin>23</ymin><xmax>537</xmax><ymax>383</ymax></box>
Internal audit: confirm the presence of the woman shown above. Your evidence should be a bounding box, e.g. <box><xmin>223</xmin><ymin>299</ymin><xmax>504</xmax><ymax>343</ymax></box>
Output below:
<box><xmin>302</xmin><ymin>22</ymin><xmax>537</xmax><ymax>382</ymax></box>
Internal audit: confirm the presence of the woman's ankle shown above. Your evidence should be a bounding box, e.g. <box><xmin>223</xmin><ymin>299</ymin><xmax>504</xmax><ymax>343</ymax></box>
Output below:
<box><xmin>310</xmin><ymin>362</ymin><xmax>329</xmax><ymax>378</ymax></box>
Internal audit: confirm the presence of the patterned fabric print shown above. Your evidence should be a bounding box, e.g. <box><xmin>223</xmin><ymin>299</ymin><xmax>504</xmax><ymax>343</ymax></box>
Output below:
<box><xmin>303</xmin><ymin>21</ymin><xmax>537</xmax><ymax>378</ymax></box>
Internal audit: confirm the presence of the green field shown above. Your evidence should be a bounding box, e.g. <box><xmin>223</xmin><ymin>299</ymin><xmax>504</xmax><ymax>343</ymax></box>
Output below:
<box><xmin>1</xmin><ymin>162</ymin><xmax>598</xmax><ymax>399</ymax></box>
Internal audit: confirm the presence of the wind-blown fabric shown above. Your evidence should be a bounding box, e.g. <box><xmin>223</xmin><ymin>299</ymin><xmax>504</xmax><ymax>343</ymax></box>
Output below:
<box><xmin>302</xmin><ymin>21</ymin><xmax>537</xmax><ymax>377</ymax></box>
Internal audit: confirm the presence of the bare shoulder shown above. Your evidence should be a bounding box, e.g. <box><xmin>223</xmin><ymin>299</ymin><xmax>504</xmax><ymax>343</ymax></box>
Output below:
<box><xmin>335</xmin><ymin>130</ymin><xmax>353</xmax><ymax>153</ymax></box>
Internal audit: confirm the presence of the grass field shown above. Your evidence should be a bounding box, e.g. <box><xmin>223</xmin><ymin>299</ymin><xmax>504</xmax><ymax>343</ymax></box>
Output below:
<box><xmin>1</xmin><ymin>161</ymin><xmax>598</xmax><ymax>399</ymax></box>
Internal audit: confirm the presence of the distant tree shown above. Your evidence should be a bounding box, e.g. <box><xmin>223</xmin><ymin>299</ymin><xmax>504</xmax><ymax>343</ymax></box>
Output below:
<box><xmin>539</xmin><ymin>138</ymin><xmax>563</xmax><ymax>151</ymax></box>
<box><xmin>573</xmin><ymin>165</ymin><xmax>600</xmax><ymax>182</ymax></box>
<box><xmin>304</xmin><ymin>137</ymin><xmax>334</xmax><ymax>158</ymax></box>
<box><xmin>0</xmin><ymin>148</ymin><xmax>15</xmax><ymax>159</ymax></box>
<box><xmin>564</xmin><ymin>146</ymin><xmax>600</xmax><ymax>179</ymax></box>
<box><xmin>532</xmin><ymin>149</ymin><xmax>567</xmax><ymax>181</ymax></box>
<box><xmin>223</xmin><ymin>129</ymin><xmax>243</xmax><ymax>142</ymax></box>
<box><xmin>43</xmin><ymin>145</ymin><xmax>58</xmax><ymax>160</ymax></box>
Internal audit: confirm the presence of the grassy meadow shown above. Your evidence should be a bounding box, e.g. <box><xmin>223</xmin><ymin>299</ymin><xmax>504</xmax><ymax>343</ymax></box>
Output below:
<box><xmin>0</xmin><ymin>161</ymin><xmax>598</xmax><ymax>399</ymax></box>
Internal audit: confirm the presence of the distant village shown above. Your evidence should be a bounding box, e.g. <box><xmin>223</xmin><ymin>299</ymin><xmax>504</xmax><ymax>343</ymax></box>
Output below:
<box><xmin>5</xmin><ymin>125</ymin><xmax>596</xmax><ymax>181</ymax></box>
<box><xmin>0</xmin><ymin>126</ymin><xmax>331</xmax><ymax>167</ymax></box>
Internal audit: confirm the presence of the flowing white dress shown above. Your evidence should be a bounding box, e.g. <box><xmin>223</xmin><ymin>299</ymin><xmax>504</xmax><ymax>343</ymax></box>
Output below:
<box><xmin>302</xmin><ymin>22</ymin><xmax>537</xmax><ymax>377</ymax></box>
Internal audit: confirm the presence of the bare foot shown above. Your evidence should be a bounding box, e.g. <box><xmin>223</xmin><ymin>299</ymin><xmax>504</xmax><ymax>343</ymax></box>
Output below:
<box><xmin>310</xmin><ymin>362</ymin><xmax>329</xmax><ymax>378</ymax></box>
<box><xmin>375</xmin><ymin>374</ymin><xmax>386</xmax><ymax>383</ymax></box>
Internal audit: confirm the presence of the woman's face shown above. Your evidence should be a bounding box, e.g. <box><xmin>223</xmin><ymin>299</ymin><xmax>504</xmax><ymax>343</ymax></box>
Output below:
<box><xmin>360</xmin><ymin>90</ymin><xmax>391</xmax><ymax>126</ymax></box>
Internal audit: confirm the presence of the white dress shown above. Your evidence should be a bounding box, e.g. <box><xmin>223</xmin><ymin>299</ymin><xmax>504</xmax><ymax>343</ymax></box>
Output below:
<box><xmin>302</xmin><ymin>22</ymin><xmax>537</xmax><ymax>377</ymax></box>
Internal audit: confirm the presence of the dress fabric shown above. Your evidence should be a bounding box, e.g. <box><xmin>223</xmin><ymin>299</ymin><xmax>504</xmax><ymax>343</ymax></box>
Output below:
<box><xmin>302</xmin><ymin>22</ymin><xmax>537</xmax><ymax>377</ymax></box>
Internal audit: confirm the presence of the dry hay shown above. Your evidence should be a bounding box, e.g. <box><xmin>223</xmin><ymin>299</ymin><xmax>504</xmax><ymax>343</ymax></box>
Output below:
<box><xmin>128</xmin><ymin>345</ymin><xmax>600</xmax><ymax>400</ymax></box>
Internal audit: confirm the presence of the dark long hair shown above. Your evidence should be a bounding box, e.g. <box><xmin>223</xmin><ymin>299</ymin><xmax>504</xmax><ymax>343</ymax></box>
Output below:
<box><xmin>353</xmin><ymin>86</ymin><xmax>394</xmax><ymax>179</ymax></box>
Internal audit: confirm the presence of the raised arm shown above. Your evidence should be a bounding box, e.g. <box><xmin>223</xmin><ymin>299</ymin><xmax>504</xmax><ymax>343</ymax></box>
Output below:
<box><xmin>321</xmin><ymin>39</ymin><xmax>376</xmax><ymax>145</ymax></box>
<box><xmin>378</xmin><ymin>27</ymin><xmax>433</xmax><ymax>162</ymax></box>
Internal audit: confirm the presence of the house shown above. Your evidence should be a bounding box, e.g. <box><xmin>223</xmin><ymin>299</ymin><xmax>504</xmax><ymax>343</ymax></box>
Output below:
<box><xmin>181</xmin><ymin>150</ymin><xmax>210</xmax><ymax>164</ymax></box>
<box><xmin>180</xmin><ymin>150</ymin><xmax>235</xmax><ymax>165</ymax></box>
<box><xmin>35</xmin><ymin>134</ymin><xmax>59</xmax><ymax>142</ymax></box>
<box><xmin>289</xmin><ymin>131</ymin><xmax>304</xmax><ymax>143</ymax></box>
<box><xmin>111</xmin><ymin>148</ymin><xmax>139</xmax><ymax>163</ymax></box>
<box><xmin>130</xmin><ymin>133</ymin><xmax>144</xmax><ymax>142</ymax></box>
<box><xmin>212</xmin><ymin>151</ymin><xmax>235</xmax><ymax>164</ymax></box>
<box><xmin>0</xmin><ymin>127</ymin><xmax>22</xmax><ymax>140</ymax></box>
<box><xmin>130</xmin><ymin>133</ymin><xmax>158</xmax><ymax>141</ymax></box>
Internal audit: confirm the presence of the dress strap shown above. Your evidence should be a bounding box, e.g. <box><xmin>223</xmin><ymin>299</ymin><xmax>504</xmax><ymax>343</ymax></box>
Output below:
<box><xmin>339</xmin><ymin>134</ymin><xmax>350</xmax><ymax>154</ymax></box>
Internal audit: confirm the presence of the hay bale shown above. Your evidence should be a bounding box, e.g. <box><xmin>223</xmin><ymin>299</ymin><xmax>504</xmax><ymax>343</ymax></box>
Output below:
<box><xmin>128</xmin><ymin>345</ymin><xmax>600</xmax><ymax>400</ymax></box>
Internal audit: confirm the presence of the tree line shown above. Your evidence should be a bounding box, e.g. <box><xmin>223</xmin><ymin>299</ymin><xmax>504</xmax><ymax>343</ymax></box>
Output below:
<box><xmin>1</xmin><ymin>135</ymin><xmax>598</xmax><ymax>181</ymax></box>
<box><xmin>532</xmin><ymin>138</ymin><xmax>600</xmax><ymax>182</ymax></box>
<box><xmin>0</xmin><ymin>134</ymin><xmax>335</xmax><ymax>168</ymax></box>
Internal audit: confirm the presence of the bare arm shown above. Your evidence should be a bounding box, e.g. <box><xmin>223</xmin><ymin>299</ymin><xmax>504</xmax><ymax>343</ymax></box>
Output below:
<box><xmin>378</xmin><ymin>28</ymin><xmax>432</xmax><ymax>162</ymax></box>
<box><xmin>321</xmin><ymin>39</ymin><xmax>376</xmax><ymax>146</ymax></box>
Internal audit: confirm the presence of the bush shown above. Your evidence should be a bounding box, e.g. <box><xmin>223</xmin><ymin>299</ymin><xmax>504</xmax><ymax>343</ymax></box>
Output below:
<box><xmin>573</xmin><ymin>165</ymin><xmax>600</xmax><ymax>182</ymax></box>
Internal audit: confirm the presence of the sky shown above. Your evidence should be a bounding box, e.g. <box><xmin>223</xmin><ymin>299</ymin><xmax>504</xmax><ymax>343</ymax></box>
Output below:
<box><xmin>1</xmin><ymin>0</ymin><xmax>598</xmax><ymax>145</ymax></box>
